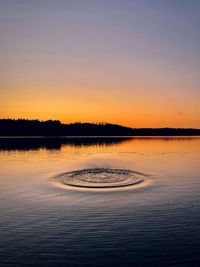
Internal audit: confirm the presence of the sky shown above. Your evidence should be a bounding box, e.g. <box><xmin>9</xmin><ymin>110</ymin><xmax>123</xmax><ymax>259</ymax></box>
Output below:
<box><xmin>0</xmin><ymin>0</ymin><xmax>200</xmax><ymax>128</ymax></box>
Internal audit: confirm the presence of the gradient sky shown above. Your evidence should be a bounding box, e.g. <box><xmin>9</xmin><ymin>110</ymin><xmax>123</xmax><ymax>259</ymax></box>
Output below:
<box><xmin>0</xmin><ymin>0</ymin><xmax>200</xmax><ymax>127</ymax></box>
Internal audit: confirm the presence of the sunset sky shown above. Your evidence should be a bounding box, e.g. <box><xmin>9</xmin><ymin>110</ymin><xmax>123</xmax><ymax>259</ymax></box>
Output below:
<box><xmin>1</xmin><ymin>0</ymin><xmax>200</xmax><ymax>128</ymax></box>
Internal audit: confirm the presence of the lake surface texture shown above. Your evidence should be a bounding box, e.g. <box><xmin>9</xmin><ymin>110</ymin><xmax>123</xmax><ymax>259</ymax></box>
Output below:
<box><xmin>0</xmin><ymin>137</ymin><xmax>200</xmax><ymax>266</ymax></box>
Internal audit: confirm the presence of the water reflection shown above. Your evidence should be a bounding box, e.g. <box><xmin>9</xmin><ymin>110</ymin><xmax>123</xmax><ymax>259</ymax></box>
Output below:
<box><xmin>0</xmin><ymin>137</ymin><xmax>132</xmax><ymax>151</ymax></box>
<box><xmin>0</xmin><ymin>136</ymin><xmax>198</xmax><ymax>151</ymax></box>
<box><xmin>0</xmin><ymin>137</ymin><xmax>200</xmax><ymax>266</ymax></box>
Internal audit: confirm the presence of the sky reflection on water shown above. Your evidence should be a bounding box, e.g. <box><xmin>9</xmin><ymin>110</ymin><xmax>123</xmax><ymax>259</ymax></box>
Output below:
<box><xmin>0</xmin><ymin>137</ymin><xmax>200</xmax><ymax>266</ymax></box>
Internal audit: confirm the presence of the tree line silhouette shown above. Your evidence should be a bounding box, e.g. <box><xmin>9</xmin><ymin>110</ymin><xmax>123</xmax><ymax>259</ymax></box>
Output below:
<box><xmin>0</xmin><ymin>119</ymin><xmax>200</xmax><ymax>136</ymax></box>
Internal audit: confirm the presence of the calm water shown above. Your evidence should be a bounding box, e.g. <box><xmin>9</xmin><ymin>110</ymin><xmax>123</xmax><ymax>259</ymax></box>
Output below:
<box><xmin>0</xmin><ymin>137</ymin><xmax>200</xmax><ymax>266</ymax></box>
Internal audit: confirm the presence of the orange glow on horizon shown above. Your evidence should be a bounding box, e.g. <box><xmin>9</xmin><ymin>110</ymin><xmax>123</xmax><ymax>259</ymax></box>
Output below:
<box><xmin>1</xmin><ymin>2</ymin><xmax>199</xmax><ymax>129</ymax></box>
<box><xmin>1</xmin><ymin>84</ymin><xmax>200</xmax><ymax>128</ymax></box>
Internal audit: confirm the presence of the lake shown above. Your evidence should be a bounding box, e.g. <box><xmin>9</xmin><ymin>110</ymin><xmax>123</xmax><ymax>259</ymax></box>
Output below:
<box><xmin>0</xmin><ymin>137</ymin><xmax>200</xmax><ymax>266</ymax></box>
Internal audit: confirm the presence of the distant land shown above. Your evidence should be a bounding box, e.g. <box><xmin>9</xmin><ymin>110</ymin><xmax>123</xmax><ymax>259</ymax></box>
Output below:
<box><xmin>0</xmin><ymin>119</ymin><xmax>200</xmax><ymax>136</ymax></box>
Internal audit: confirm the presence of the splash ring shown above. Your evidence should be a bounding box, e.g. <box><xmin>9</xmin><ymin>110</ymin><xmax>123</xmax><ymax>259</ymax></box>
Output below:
<box><xmin>54</xmin><ymin>168</ymin><xmax>144</xmax><ymax>190</ymax></box>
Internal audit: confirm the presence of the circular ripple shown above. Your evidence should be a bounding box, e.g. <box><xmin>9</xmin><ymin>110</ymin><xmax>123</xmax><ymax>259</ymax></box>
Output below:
<box><xmin>54</xmin><ymin>168</ymin><xmax>144</xmax><ymax>190</ymax></box>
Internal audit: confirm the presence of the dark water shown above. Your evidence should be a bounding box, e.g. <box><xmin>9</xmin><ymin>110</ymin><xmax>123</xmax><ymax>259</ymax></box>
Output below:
<box><xmin>0</xmin><ymin>137</ymin><xmax>200</xmax><ymax>266</ymax></box>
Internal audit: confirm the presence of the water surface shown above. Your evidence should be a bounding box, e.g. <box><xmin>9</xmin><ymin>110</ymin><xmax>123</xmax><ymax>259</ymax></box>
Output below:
<box><xmin>0</xmin><ymin>137</ymin><xmax>200</xmax><ymax>266</ymax></box>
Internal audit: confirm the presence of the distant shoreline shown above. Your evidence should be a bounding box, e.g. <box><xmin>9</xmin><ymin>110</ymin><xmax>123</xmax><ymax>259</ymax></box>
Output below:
<box><xmin>0</xmin><ymin>119</ymin><xmax>200</xmax><ymax>136</ymax></box>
